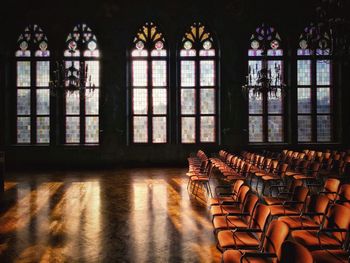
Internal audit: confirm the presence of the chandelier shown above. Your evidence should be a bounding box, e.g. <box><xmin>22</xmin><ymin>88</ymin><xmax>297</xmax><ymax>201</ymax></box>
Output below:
<box><xmin>49</xmin><ymin>60</ymin><xmax>94</xmax><ymax>95</ymax></box>
<box><xmin>306</xmin><ymin>0</ymin><xmax>350</xmax><ymax>57</ymax></box>
<box><xmin>242</xmin><ymin>24</ymin><xmax>286</xmax><ymax>98</ymax></box>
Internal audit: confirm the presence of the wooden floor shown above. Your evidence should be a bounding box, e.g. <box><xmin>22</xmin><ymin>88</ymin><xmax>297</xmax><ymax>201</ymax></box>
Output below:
<box><xmin>0</xmin><ymin>168</ymin><xmax>221</xmax><ymax>263</ymax></box>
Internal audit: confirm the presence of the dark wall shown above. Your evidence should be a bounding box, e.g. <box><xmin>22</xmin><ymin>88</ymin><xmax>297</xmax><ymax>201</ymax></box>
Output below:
<box><xmin>0</xmin><ymin>0</ymin><xmax>349</xmax><ymax>168</ymax></box>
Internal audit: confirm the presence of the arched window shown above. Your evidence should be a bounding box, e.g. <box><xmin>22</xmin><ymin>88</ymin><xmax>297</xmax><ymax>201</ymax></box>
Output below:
<box><xmin>15</xmin><ymin>25</ymin><xmax>50</xmax><ymax>144</ymax></box>
<box><xmin>64</xmin><ymin>24</ymin><xmax>100</xmax><ymax>144</ymax></box>
<box><xmin>247</xmin><ymin>24</ymin><xmax>285</xmax><ymax>143</ymax></box>
<box><xmin>129</xmin><ymin>22</ymin><xmax>168</xmax><ymax>143</ymax></box>
<box><xmin>179</xmin><ymin>22</ymin><xmax>218</xmax><ymax>144</ymax></box>
<box><xmin>297</xmin><ymin>25</ymin><xmax>333</xmax><ymax>142</ymax></box>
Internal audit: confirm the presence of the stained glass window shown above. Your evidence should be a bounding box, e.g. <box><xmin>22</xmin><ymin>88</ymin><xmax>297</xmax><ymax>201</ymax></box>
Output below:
<box><xmin>64</xmin><ymin>24</ymin><xmax>100</xmax><ymax>144</ymax></box>
<box><xmin>130</xmin><ymin>22</ymin><xmax>168</xmax><ymax>143</ymax></box>
<box><xmin>248</xmin><ymin>24</ymin><xmax>284</xmax><ymax>143</ymax></box>
<box><xmin>15</xmin><ymin>25</ymin><xmax>50</xmax><ymax>144</ymax></box>
<box><xmin>297</xmin><ymin>25</ymin><xmax>333</xmax><ymax>142</ymax></box>
<box><xmin>179</xmin><ymin>22</ymin><xmax>218</xmax><ymax>143</ymax></box>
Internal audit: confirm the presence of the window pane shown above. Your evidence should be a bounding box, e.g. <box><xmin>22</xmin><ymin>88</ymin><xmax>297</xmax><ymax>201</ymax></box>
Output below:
<box><xmin>248</xmin><ymin>61</ymin><xmax>262</xmax><ymax>86</ymax></box>
<box><xmin>181</xmin><ymin>89</ymin><xmax>195</xmax><ymax>115</ymax></box>
<box><xmin>152</xmin><ymin>89</ymin><xmax>167</xmax><ymax>115</ymax></box>
<box><xmin>200</xmin><ymin>89</ymin><xmax>215</xmax><ymax>114</ymax></box>
<box><xmin>297</xmin><ymin>60</ymin><xmax>311</xmax><ymax>85</ymax></box>
<box><xmin>17</xmin><ymin>89</ymin><xmax>31</xmax><ymax>115</ymax></box>
<box><xmin>268</xmin><ymin>91</ymin><xmax>282</xmax><ymax>114</ymax></box>
<box><xmin>268</xmin><ymin>60</ymin><xmax>283</xmax><ymax>86</ymax></box>
<box><xmin>65</xmin><ymin>61</ymin><xmax>80</xmax><ymax>87</ymax></box>
<box><xmin>268</xmin><ymin>116</ymin><xmax>283</xmax><ymax>142</ymax></box>
<box><xmin>133</xmin><ymin>116</ymin><xmax>148</xmax><ymax>143</ymax></box>
<box><xmin>316</xmin><ymin>60</ymin><xmax>330</xmax><ymax>85</ymax></box>
<box><xmin>249</xmin><ymin>116</ymin><xmax>263</xmax><ymax>142</ymax></box>
<box><xmin>85</xmin><ymin>89</ymin><xmax>99</xmax><ymax>115</ymax></box>
<box><xmin>297</xmin><ymin>88</ymin><xmax>311</xmax><ymax>114</ymax></box>
<box><xmin>17</xmin><ymin>61</ymin><xmax>31</xmax><ymax>87</ymax></box>
<box><xmin>66</xmin><ymin>117</ymin><xmax>80</xmax><ymax>143</ymax></box>
<box><xmin>181</xmin><ymin>61</ymin><xmax>195</xmax><ymax>87</ymax></box>
<box><xmin>36</xmin><ymin>89</ymin><xmax>50</xmax><ymax>115</ymax></box>
<box><xmin>85</xmin><ymin>117</ymin><xmax>99</xmax><ymax>143</ymax></box>
<box><xmin>133</xmin><ymin>89</ymin><xmax>148</xmax><ymax>114</ymax></box>
<box><xmin>37</xmin><ymin>117</ymin><xmax>50</xmax><ymax>143</ymax></box>
<box><xmin>298</xmin><ymin>115</ymin><xmax>312</xmax><ymax>142</ymax></box>
<box><xmin>200</xmin><ymin>116</ymin><xmax>215</xmax><ymax>142</ymax></box>
<box><xmin>152</xmin><ymin>61</ymin><xmax>167</xmax><ymax>87</ymax></box>
<box><xmin>132</xmin><ymin>61</ymin><xmax>147</xmax><ymax>87</ymax></box>
<box><xmin>17</xmin><ymin>117</ymin><xmax>31</xmax><ymax>143</ymax></box>
<box><xmin>181</xmin><ymin>117</ymin><xmax>195</xmax><ymax>143</ymax></box>
<box><xmin>248</xmin><ymin>91</ymin><xmax>263</xmax><ymax>114</ymax></box>
<box><xmin>152</xmin><ymin>117</ymin><xmax>167</xmax><ymax>143</ymax></box>
<box><xmin>317</xmin><ymin>115</ymin><xmax>331</xmax><ymax>141</ymax></box>
<box><xmin>317</xmin><ymin>88</ymin><xmax>330</xmax><ymax>113</ymax></box>
<box><xmin>86</xmin><ymin>61</ymin><xmax>100</xmax><ymax>87</ymax></box>
<box><xmin>66</xmin><ymin>91</ymin><xmax>80</xmax><ymax>115</ymax></box>
<box><xmin>36</xmin><ymin>61</ymin><xmax>50</xmax><ymax>87</ymax></box>
<box><xmin>200</xmin><ymin>60</ymin><xmax>215</xmax><ymax>86</ymax></box>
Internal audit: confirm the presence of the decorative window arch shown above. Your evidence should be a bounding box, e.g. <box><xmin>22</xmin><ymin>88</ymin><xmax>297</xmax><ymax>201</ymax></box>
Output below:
<box><xmin>15</xmin><ymin>24</ymin><xmax>50</xmax><ymax>144</ymax></box>
<box><xmin>247</xmin><ymin>24</ymin><xmax>285</xmax><ymax>143</ymax></box>
<box><xmin>129</xmin><ymin>22</ymin><xmax>168</xmax><ymax>143</ymax></box>
<box><xmin>64</xmin><ymin>24</ymin><xmax>100</xmax><ymax>144</ymax></box>
<box><xmin>179</xmin><ymin>22</ymin><xmax>218</xmax><ymax>144</ymax></box>
<box><xmin>296</xmin><ymin>25</ymin><xmax>333</xmax><ymax>142</ymax></box>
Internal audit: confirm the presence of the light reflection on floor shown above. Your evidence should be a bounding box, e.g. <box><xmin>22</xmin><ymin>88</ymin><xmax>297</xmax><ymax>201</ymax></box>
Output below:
<box><xmin>0</xmin><ymin>168</ymin><xmax>221</xmax><ymax>262</ymax></box>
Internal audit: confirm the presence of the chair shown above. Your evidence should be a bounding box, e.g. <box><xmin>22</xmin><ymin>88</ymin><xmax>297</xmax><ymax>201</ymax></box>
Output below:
<box><xmin>278</xmin><ymin>194</ymin><xmax>330</xmax><ymax>230</ymax></box>
<box><xmin>279</xmin><ymin>241</ymin><xmax>314</xmax><ymax>263</ymax></box>
<box><xmin>255</xmin><ymin>160</ymin><xmax>279</xmax><ymax>192</ymax></box>
<box><xmin>212</xmin><ymin>194</ymin><xmax>259</xmax><ymax>233</ymax></box>
<box><xmin>293</xmin><ymin>162</ymin><xmax>322</xmax><ymax>191</ymax></box>
<box><xmin>263</xmin><ymin>178</ymin><xmax>303</xmax><ymax>205</ymax></box>
<box><xmin>188</xmin><ymin>162</ymin><xmax>213</xmax><ymax>197</ymax></box>
<box><xmin>311</xmin><ymin>242</ymin><xmax>350</xmax><ymax>262</ymax></box>
<box><xmin>267</xmin><ymin>186</ymin><xmax>309</xmax><ymax>218</ymax></box>
<box><xmin>210</xmin><ymin>185</ymin><xmax>250</xmax><ymax>217</ymax></box>
<box><xmin>291</xmin><ymin>204</ymin><xmax>350</xmax><ymax>251</ymax></box>
<box><xmin>335</xmin><ymin>184</ymin><xmax>350</xmax><ymax>208</ymax></box>
<box><xmin>208</xmin><ymin>179</ymin><xmax>244</xmax><ymax>207</ymax></box>
<box><xmin>260</xmin><ymin>163</ymin><xmax>288</xmax><ymax>196</ymax></box>
<box><xmin>221</xmin><ymin>221</ymin><xmax>289</xmax><ymax>263</ymax></box>
<box><xmin>319</xmin><ymin>178</ymin><xmax>341</xmax><ymax>202</ymax></box>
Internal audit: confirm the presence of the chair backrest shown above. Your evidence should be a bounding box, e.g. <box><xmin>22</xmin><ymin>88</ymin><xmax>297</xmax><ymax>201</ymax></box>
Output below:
<box><xmin>307</xmin><ymin>194</ymin><xmax>330</xmax><ymax>224</ymax></box>
<box><xmin>249</xmin><ymin>204</ymin><xmax>271</xmax><ymax>239</ymax></box>
<box><xmin>299</xmin><ymin>160</ymin><xmax>310</xmax><ymax>173</ymax></box>
<box><xmin>270</xmin><ymin>160</ymin><xmax>279</xmax><ymax>173</ymax></box>
<box><xmin>241</xmin><ymin>194</ymin><xmax>259</xmax><ymax>223</ymax></box>
<box><xmin>337</xmin><ymin>184</ymin><xmax>350</xmax><ymax>205</ymax></box>
<box><xmin>308</xmin><ymin>162</ymin><xmax>321</xmax><ymax>178</ymax></box>
<box><xmin>236</xmin><ymin>185</ymin><xmax>250</xmax><ymax>207</ymax></box>
<box><xmin>323</xmin><ymin>204</ymin><xmax>350</xmax><ymax>244</ymax></box>
<box><xmin>324</xmin><ymin>178</ymin><xmax>341</xmax><ymax>201</ymax></box>
<box><xmin>279</xmin><ymin>241</ymin><xmax>313</xmax><ymax>263</ymax></box>
<box><xmin>231</xmin><ymin>179</ymin><xmax>244</xmax><ymax>196</ymax></box>
<box><xmin>278</xmin><ymin>163</ymin><xmax>288</xmax><ymax>177</ymax></box>
<box><xmin>289</xmin><ymin>178</ymin><xmax>303</xmax><ymax>192</ymax></box>
<box><xmin>291</xmin><ymin>186</ymin><xmax>309</xmax><ymax>211</ymax></box>
<box><xmin>262</xmin><ymin>220</ymin><xmax>289</xmax><ymax>256</ymax></box>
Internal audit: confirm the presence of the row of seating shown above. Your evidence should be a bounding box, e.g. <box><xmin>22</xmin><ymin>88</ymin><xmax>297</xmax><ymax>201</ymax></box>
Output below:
<box><xmin>187</xmin><ymin>149</ymin><xmax>350</xmax><ymax>262</ymax></box>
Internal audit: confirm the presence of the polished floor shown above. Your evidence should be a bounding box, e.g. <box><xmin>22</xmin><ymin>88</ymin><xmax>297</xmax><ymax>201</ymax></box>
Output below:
<box><xmin>0</xmin><ymin>168</ymin><xmax>221</xmax><ymax>263</ymax></box>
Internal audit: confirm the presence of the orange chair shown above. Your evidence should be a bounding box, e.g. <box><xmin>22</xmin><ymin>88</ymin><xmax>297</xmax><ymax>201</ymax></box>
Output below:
<box><xmin>264</xmin><ymin>179</ymin><xmax>303</xmax><ymax>205</ymax></box>
<box><xmin>188</xmin><ymin>162</ymin><xmax>213</xmax><ymax>197</ymax></box>
<box><xmin>293</xmin><ymin>162</ymin><xmax>322</xmax><ymax>191</ymax></box>
<box><xmin>210</xmin><ymin>185</ymin><xmax>250</xmax><ymax>217</ymax></box>
<box><xmin>291</xmin><ymin>204</ymin><xmax>350</xmax><ymax>251</ymax></box>
<box><xmin>221</xmin><ymin>221</ymin><xmax>289</xmax><ymax>262</ymax></box>
<box><xmin>335</xmin><ymin>184</ymin><xmax>350</xmax><ymax>208</ymax></box>
<box><xmin>267</xmin><ymin>186</ymin><xmax>309</xmax><ymax>218</ymax></box>
<box><xmin>260</xmin><ymin>163</ymin><xmax>288</xmax><ymax>196</ymax></box>
<box><xmin>208</xmin><ymin>179</ymin><xmax>244</xmax><ymax>207</ymax></box>
<box><xmin>318</xmin><ymin>178</ymin><xmax>341</xmax><ymax>202</ymax></box>
<box><xmin>311</xmin><ymin>242</ymin><xmax>350</xmax><ymax>262</ymax></box>
<box><xmin>279</xmin><ymin>240</ymin><xmax>314</xmax><ymax>263</ymax></box>
<box><xmin>278</xmin><ymin>194</ymin><xmax>330</xmax><ymax>230</ymax></box>
<box><xmin>212</xmin><ymin>194</ymin><xmax>260</xmax><ymax>233</ymax></box>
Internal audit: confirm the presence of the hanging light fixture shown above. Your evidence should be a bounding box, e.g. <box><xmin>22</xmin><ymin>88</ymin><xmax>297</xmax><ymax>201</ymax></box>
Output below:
<box><xmin>242</xmin><ymin>24</ymin><xmax>286</xmax><ymax>98</ymax></box>
<box><xmin>306</xmin><ymin>0</ymin><xmax>350</xmax><ymax>57</ymax></box>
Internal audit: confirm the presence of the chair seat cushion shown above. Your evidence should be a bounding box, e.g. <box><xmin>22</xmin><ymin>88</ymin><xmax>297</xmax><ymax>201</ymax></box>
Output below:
<box><xmin>293</xmin><ymin>175</ymin><xmax>313</xmax><ymax>180</ymax></box>
<box><xmin>213</xmin><ymin>216</ymin><xmax>248</xmax><ymax>230</ymax></box>
<box><xmin>218</xmin><ymin>230</ymin><xmax>260</xmax><ymax>249</ymax></box>
<box><xmin>291</xmin><ymin>230</ymin><xmax>343</xmax><ymax>250</ymax></box>
<box><xmin>210</xmin><ymin>205</ymin><xmax>240</xmax><ymax>216</ymax></box>
<box><xmin>269</xmin><ymin>205</ymin><xmax>301</xmax><ymax>217</ymax></box>
<box><xmin>209</xmin><ymin>196</ymin><xmax>234</xmax><ymax>206</ymax></box>
<box><xmin>264</xmin><ymin>197</ymin><xmax>286</xmax><ymax>206</ymax></box>
<box><xmin>261</xmin><ymin>175</ymin><xmax>280</xmax><ymax>181</ymax></box>
<box><xmin>278</xmin><ymin>216</ymin><xmax>319</xmax><ymax>230</ymax></box>
<box><xmin>311</xmin><ymin>249</ymin><xmax>349</xmax><ymax>263</ymax></box>
<box><xmin>222</xmin><ymin>250</ymin><xmax>275</xmax><ymax>263</ymax></box>
<box><xmin>255</xmin><ymin>173</ymin><xmax>266</xmax><ymax>177</ymax></box>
